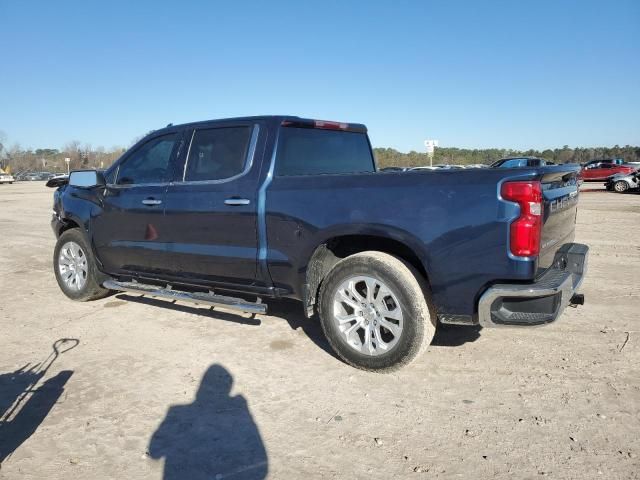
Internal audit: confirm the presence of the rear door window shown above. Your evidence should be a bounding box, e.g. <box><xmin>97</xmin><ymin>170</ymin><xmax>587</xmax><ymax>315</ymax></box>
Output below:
<box><xmin>184</xmin><ymin>126</ymin><xmax>252</xmax><ymax>182</ymax></box>
<box><xmin>276</xmin><ymin>127</ymin><xmax>375</xmax><ymax>176</ymax></box>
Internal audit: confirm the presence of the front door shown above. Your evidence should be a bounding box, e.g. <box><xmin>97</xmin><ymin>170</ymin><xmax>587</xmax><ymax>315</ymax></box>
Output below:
<box><xmin>162</xmin><ymin>122</ymin><xmax>262</xmax><ymax>287</ymax></box>
<box><xmin>93</xmin><ymin>131</ymin><xmax>183</xmax><ymax>275</ymax></box>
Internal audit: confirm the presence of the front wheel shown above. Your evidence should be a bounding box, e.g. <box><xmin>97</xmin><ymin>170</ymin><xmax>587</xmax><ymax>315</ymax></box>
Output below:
<box><xmin>614</xmin><ymin>180</ymin><xmax>629</xmax><ymax>193</ymax></box>
<box><xmin>53</xmin><ymin>229</ymin><xmax>111</xmax><ymax>301</ymax></box>
<box><xmin>318</xmin><ymin>251</ymin><xmax>435</xmax><ymax>372</ymax></box>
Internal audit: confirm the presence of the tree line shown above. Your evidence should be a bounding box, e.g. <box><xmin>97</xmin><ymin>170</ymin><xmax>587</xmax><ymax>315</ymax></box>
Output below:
<box><xmin>1</xmin><ymin>129</ymin><xmax>639</xmax><ymax>173</ymax></box>
<box><xmin>0</xmin><ymin>136</ymin><xmax>126</xmax><ymax>174</ymax></box>
<box><xmin>374</xmin><ymin>145</ymin><xmax>640</xmax><ymax>168</ymax></box>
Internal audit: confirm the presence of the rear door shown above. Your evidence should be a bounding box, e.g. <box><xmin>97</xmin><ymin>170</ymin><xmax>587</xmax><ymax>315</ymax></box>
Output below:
<box><xmin>92</xmin><ymin>131</ymin><xmax>184</xmax><ymax>275</ymax></box>
<box><xmin>162</xmin><ymin>121</ymin><xmax>263</xmax><ymax>287</ymax></box>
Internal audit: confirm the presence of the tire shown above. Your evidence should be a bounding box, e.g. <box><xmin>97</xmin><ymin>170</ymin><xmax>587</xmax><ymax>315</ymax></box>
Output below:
<box><xmin>53</xmin><ymin>228</ymin><xmax>111</xmax><ymax>301</ymax></box>
<box><xmin>614</xmin><ymin>181</ymin><xmax>629</xmax><ymax>193</ymax></box>
<box><xmin>318</xmin><ymin>251</ymin><xmax>436</xmax><ymax>372</ymax></box>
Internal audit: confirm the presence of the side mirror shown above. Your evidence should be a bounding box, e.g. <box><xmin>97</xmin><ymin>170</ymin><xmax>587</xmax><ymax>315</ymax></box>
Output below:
<box><xmin>69</xmin><ymin>170</ymin><xmax>106</xmax><ymax>188</ymax></box>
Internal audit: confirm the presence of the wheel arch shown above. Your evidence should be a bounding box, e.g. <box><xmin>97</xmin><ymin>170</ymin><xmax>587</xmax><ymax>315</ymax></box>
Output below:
<box><xmin>57</xmin><ymin>217</ymin><xmax>82</xmax><ymax>237</ymax></box>
<box><xmin>302</xmin><ymin>230</ymin><xmax>431</xmax><ymax>318</ymax></box>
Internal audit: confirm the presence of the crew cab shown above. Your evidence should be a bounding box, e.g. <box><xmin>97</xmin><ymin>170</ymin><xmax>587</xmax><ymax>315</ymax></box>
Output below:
<box><xmin>48</xmin><ymin>116</ymin><xmax>588</xmax><ymax>371</ymax></box>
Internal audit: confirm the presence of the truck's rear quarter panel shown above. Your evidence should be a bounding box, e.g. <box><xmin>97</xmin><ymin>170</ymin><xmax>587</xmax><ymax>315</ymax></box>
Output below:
<box><xmin>266</xmin><ymin>169</ymin><xmax>537</xmax><ymax>318</ymax></box>
<box><xmin>266</xmin><ymin>164</ymin><xmax>581</xmax><ymax>320</ymax></box>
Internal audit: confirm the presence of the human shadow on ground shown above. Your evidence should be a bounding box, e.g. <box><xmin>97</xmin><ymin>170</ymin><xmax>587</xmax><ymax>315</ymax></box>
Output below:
<box><xmin>149</xmin><ymin>364</ymin><xmax>267</xmax><ymax>480</ymax></box>
<box><xmin>0</xmin><ymin>339</ymin><xmax>78</xmax><ymax>465</ymax></box>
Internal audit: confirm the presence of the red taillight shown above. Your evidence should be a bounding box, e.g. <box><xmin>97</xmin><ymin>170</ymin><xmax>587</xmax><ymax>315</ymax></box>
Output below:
<box><xmin>280</xmin><ymin>118</ymin><xmax>366</xmax><ymax>133</ymax></box>
<box><xmin>313</xmin><ymin>120</ymin><xmax>348</xmax><ymax>130</ymax></box>
<box><xmin>501</xmin><ymin>181</ymin><xmax>543</xmax><ymax>257</ymax></box>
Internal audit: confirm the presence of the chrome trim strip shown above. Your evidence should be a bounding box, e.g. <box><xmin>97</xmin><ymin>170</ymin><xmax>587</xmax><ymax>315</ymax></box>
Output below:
<box><xmin>224</xmin><ymin>198</ymin><xmax>251</xmax><ymax>206</ymax></box>
<box><xmin>181</xmin><ymin>129</ymin><xmax>196</xmax><ymax>181</ymax></box>
<box><xmin>106</xmin><ymin>182</ymin><xmax>169</xmax><ymax>189</ymax></box>
<box><xmin>257</xmin><ymin>128</ymin><xmax>279</xmax><ymax>282</ymax></box>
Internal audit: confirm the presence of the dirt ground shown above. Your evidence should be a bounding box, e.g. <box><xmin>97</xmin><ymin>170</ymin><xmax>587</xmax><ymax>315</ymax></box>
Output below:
<box><xmin>0</xmin><ymin>181</ymin><xmax>638</xmax><ymax>480</ymax></box>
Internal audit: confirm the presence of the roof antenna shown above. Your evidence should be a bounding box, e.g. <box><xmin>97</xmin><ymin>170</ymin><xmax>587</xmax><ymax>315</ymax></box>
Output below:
<box><xmin>166</xmin><ymin>123</ymin><xmax>173</xmax><ymax>127</ymax></box>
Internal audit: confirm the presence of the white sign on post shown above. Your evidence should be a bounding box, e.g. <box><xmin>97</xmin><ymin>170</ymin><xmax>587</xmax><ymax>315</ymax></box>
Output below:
<box><xmin>65</xmin><ymin>157</ymin><xmax>71</xmax><ymax>174</ymax></box>
<box><xmin>424</xmin><ymin>140</ymin><xmax>439</xmax><ymax>166</ymax></box>
<box><xmin>424</xmin><ymin>139</ymin><xmax>439</xmax><ymax>152</ymax></box>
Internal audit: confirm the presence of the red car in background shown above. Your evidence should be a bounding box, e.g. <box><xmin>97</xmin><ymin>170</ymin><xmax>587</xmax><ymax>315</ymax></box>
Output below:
<box><xmin>580</xmin><ymin>162</ymin><xmax>637</xmax><ymax>181</ymax></box>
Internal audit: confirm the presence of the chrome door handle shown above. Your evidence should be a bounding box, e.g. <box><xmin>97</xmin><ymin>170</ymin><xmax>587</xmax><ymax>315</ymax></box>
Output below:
<box><xmin>142</xmin><ymin>199</ymin><xmax>162</xmax><ymax>206</ymax></box>
<box><xmin>224</xmin><ymin>198</ymin><xmax>250</xmax><ymax>206</ymax></box>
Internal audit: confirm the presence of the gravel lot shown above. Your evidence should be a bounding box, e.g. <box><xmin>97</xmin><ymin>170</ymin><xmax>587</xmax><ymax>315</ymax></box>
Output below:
<box><xmin>0</xmin><ymin>182</ymin><xmax>638</xmax><ymax>479</ymax></box>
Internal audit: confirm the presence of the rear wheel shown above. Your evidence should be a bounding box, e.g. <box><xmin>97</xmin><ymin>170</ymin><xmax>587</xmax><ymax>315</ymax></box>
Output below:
<box><xmin>614</xmin><ymin>180</ymin><xmax>629</xmax><ymax>193</ymax></box>
<box><xmin>318</xmin><ymin>251</ymin><xmax>435</xmax><ymax>372</ymax></box>
<box><xmin>53</xmin><ymin>229</ymin><xmax>111</xmax><ymax>301</ymax></box>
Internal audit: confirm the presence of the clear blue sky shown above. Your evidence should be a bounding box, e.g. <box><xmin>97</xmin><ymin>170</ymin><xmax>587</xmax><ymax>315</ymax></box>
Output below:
<box><xmin>1</xmin><ymin>0</ymin><xmax>638</xmax><ymax>152</ymax></box>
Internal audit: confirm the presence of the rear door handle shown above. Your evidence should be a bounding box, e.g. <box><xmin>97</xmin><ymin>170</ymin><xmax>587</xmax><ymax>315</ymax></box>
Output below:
<box><xmin>142</xmin><ymin>198</ymin><xmax>162</xmax><ymax>206</ymax></box>
<box><xmin>224</xmin><ymin>198</ymin><xmax>250</xmax><ymax>206</ymax></box>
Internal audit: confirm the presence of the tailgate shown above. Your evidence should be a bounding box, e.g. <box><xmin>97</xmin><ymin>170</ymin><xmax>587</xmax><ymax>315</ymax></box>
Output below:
<box><xmin>538</xmin><ymin>167</ymin><xmax>580</xmax><ymax>272</ymax></box>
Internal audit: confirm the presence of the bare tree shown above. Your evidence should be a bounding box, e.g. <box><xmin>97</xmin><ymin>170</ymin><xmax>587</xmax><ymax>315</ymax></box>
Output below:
<box><xmin>62</xmin><ymin>140</ymin><xmax>83</xmax><ymax>170</ymax></box>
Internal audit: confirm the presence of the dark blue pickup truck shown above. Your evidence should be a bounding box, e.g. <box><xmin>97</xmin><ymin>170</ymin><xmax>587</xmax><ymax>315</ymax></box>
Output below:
<box><xmin>49</xmin><ymin>116</ymin><xmax>588</xmax><ymax>371</ymax></box>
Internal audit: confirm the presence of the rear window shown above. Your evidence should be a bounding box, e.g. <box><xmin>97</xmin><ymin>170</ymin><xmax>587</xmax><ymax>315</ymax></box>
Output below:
<box><xmin>275</xmin><ymin>127</ymin><xmax>374</xmax><ymax>176</ymax></box>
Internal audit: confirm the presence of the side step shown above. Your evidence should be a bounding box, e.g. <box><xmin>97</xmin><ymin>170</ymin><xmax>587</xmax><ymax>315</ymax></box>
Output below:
<box><xmin>103</xmin><ymin>280</ymin><xmax>267</xmax><ymax>315</ymax></box>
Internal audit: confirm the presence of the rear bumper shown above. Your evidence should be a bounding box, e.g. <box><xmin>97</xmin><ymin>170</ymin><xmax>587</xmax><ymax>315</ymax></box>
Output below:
<box><xmin>478</xmin><ymin>243</ymin><xmax>588</xmax><ymax>327</ymax></box>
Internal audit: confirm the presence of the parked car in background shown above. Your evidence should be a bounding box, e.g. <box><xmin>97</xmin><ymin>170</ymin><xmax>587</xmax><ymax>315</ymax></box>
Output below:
<box><xmin>433</xmin><ymin>164</ymin><xmax>465</xmax><ymax>170</ymax></box>
<box><xmin>582</xmin><ymin>159</ymin><xmax>624</xmax><ymax>168</ymax></box>
<box><xmin>408</xmin><ymin>165</ymin><xmax>467</xmax><ymax>172</ymax></box>
<box><xmin>605</xmin><ymin>171</ymin><xmax>640</xmax><ymax>193</ymax></box>
<box><xmin>580</xmin><ymin>162</ymin><xmax>636</xmax><ymax>181</ymax></box>
<box><xmin>378</xmin><ymin>166</ymin><xmax>409</xmax><ymax>172</ymax></box>
<box><xmin>0</xmin><ymin>171</ymin><xmax>15</xmax><ymax>184</ymax></box>
<box><xmin>491</xmin><ymin>157</ymin><xmax>554</xmax><ymax>168</ymax></box>
<box><xmin>409</xmin><ymin>166</ymin><xmax>440</xmax><ymax>171</ymax></box>
<box><xmin>22</xmin><ymin>172</ymin><xmax>43</xmax><ymax>181</ymax></box>
<box><xmin>465</xmin><ymin>164</ymin><xmax>489</xmax><ymax>169</ymax></box>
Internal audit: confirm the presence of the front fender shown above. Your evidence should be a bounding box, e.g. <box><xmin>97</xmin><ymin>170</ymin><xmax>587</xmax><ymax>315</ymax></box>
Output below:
<box><xmin>58</xmin><ymin>188</ymin><xmax>106</xmax><ymax>270</ymax></box>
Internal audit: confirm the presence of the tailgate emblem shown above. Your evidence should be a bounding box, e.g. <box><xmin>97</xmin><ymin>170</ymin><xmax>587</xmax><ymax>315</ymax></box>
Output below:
<box><xmin>549</xmin><ymin>193</ymin><xmax>578</xmax><ymax>213</ymax></box>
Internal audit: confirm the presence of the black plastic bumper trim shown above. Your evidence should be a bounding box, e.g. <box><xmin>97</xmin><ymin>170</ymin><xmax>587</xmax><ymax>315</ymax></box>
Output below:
<box><xmin>477</xmin><ymin>243</ymin><xmax>588</xmax><ymax>327</ymax></box>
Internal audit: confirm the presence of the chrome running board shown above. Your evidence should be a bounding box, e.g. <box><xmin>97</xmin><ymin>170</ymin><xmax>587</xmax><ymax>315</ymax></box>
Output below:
<box><xmin>103</xmin><ymin>280</ymin><xmax>267</xmax><ymax>315</ymax></box>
